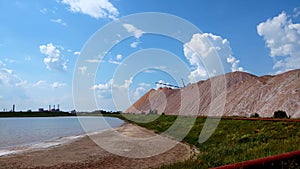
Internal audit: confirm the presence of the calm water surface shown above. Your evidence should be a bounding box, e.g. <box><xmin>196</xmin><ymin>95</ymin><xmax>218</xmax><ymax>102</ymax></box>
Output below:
<box><xmin>0</xmin><ymin>116</ymin><xmax>124</xmax><ymax>155</ymax></box>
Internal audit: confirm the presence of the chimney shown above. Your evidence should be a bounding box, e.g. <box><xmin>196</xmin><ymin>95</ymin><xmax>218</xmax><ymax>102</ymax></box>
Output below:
<box><xmin>49</xmin><ymin>105</ymin><xmax>51</xmax><ymax>111</ymax></box>
<box><xmin>57</xmin><ymin>104</ymin><xmax>60</xmax><ymax>111</ymax></box>
<box><xmin>12</xmin><ymin>104</ymin><xmax>15</xmax><ymax>112</ymax></box>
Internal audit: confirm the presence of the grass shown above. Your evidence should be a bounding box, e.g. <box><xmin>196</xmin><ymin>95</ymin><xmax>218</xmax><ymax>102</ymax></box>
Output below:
<box><xmin>105</xmin><ymin>114</ymin><xmax>300</xmax><ymax>168</ymax></box>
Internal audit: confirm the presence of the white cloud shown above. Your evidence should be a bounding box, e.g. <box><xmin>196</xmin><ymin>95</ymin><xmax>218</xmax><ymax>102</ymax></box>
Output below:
<box><xmin>133</xmin><ymin>87</ymin><xmax>146</xmax><ymax>101</ymax></box>
<box><xmin>51</xmin><ymin>82</ymin><xmax>66</xmax><ymax>88</ymax></box>
<box><xmin>40</xmin><ymin>8</ymin><xmax>48</xmax><ymax>14</ymax></box>
<box><xmin>130</xmin><ymin>41</ymin><xmax>139</xmax><ymax>48</ymax></box>
<box><xmin>78</xmin><ymin>66</ymin><xmax>87</xmax><ymax>75</ymax></box>
<box><xmin>108</xmin><ymin>59</ymin><xmax>122</xmax><ymax>65</ymax></box>
<box><xmin>0</xmin><ymin>63</ymin><xmax>18</xmax><ymax>86</ymax></box>
<box><xmin>0</xmin><ymin>60</ymin><xmax>27</xmax><ymax>100</ymax></box>
<box><xmin>60</xmin><ymin>0</ymin><xmax>119</xmax><ymax>20</ymax></box>
<box><xmin>33</xmin><ymin>80</ymin><xmax>66</xmax><ymax>89</ymax></box>
<box><xmin>85</xmin><ymin>59</ymin><xmax>102</xmax><ymax>63</ymax></box>
<box><xmin>40</xmin><ymin>43</ymin><xmax>67</xmax><ymax>71</ymax></box>
<box><xmin>50</xmin><ymin>18</ymin><xmax>67</xmax><ymax>27</ymax></box>
<box><xmin>293</xmin><ymin>7</ymin><xmax>300</xmax><ymax>18</ymax></box>
<box><xmin>40</xmin><ymin>8</ymin><xmax>56</xmax><ymax>14</ymax></box>
<box><xmin>132</xmin><ymin>83</ymin><xmax>151</xmax><ymax>100</ymax></box>
<box><xmin>226</xmin><ymin>55</ymin><xmax>244</xmax><ymax>72</ymax></box>
<box><xmin>74</xmin><ymin>51</ymin><xmax>81</xmax><ymax>56</ymax></box>
<box><xmin>4</xmin><ymin>59</ymin><xmax>16</xmax><ymax>63</ymax></box>
<box><xmin>183</xmin><ymin>33</ymin><xmax>243</xmax><ymax>82</ymax></box>
<box><xmin>91</xmin><ymin>79</ymin><xmax>113</xmax><ymax>91</ymax></box>
<box><xmin>123</xmin><ymin>24</ymin><xmax>144</xmax><ymax>39</ymax></box>
<box><xmin>15</xmin><ymin>80</ymin><xmax>28</xmax><ymax>88</ymax></box>
<box><xmin>33</xmin><ymin>80</ymin><xmax>47</xmax><ymax>88</ymax></box>
<box><xmin>257</xmin><ymin>11</ymin><xmax>300</xmax><ymax>72</ymax></box>
<box><xmin>116</xmin><ymin>54</ymin><xmax>122</xmax><ymax>60</ymax></box>
<box><xmin>188</xmin><ymin>67</ymin><xmax>207</xmax><ymax>83</ymax></box>
<box><xmin>91</xmin><ymin>77</ymin><xmax>133</xmax><ymax>91</ymax></box>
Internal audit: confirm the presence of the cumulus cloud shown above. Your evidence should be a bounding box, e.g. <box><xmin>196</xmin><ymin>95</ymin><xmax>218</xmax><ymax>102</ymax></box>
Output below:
<box><xmin>116</xmin><ymin>54</ymin><xmax>122</xmax><ymax>60</ymax></box>
<box><xmin>40</xmin><ymin>43</ymin><xmax>67</xmax><ymax>71</ymax></box>
<box><xmin>40</xmin><ymin>8</ymin><xmax>48</xmax><ymax>14</ymax></box>
<box><xmin>108</xmin><ymin>59</ymin><xmax>122</xmax><ymax>65</ymax></box>
<box><xmin>130</xmin><ymin>41</ymin><xmax>139</xmax><ymax>48</ymax></box>
<box><xmin>226</xmin><ymin>55</ymin><xmax>244</xmax><ymax>72</ymax></box>
<box><xmin>257</xmin><ymin>11</ymin><xmax>300</xmax><ymax>72</ymax></box>
<box><xmin>133</xmin><ymin>83</ymin><xmax>150</xmax><ymax>101</ymax></box>
<box><xmin>0</xmin><ymin>60</ymin><xmax>27</xmax><ymax>100</ymax></box>
<box><xmin>60</xmin><ymin>0</ymin><xmax>119</xmax><ymax>20</ymax></box>
<box><xmin>33</xmin><ymin>80</ymin><xmax>47</xmax><ymax>88</ymax></box>
<box><xmin>91</xmin><ymin>77</ymin><xmax>133</xmax><ymax>91</ymax></box>
<box><xmin>91</xmin><ymin>79</ymin><xmax>113</xmax><ymax>91</ymax></box>
<box><xmin>183</xmin><ymin>33</ymin><xmax>243</xmax><ymax>82</ymax></box>
<box><xmin>50</xmin><ymin>18</ymin><xmax>67</xmax><ymax>27</ymax></box>
<box><xmin>123</xmin><ymin>24</ymin><xmax>144</xmax><ymax>39</ymax></box>
<box><xmin>51</xmin><ymin>82</ymin><xmax>66</xmax><ymax>88</ymax></box>
<box><xmin>293</xmin><ymin>7</ymin><xmax>300</xmax><ymax>18</ymax></box>
<box><xmin>74</xmin><ymin>51</ymin><xmax>81</xmax><ymax>56</ymax></box>
<box><xmin>85</xmin><ymin>59</ymin><xmax>102</xmax><ymax>63</ymax></box>
<box><xmin>33</xmin><ymin>80</ymin><xmax>66</xmax><ymax>89</ymax></box>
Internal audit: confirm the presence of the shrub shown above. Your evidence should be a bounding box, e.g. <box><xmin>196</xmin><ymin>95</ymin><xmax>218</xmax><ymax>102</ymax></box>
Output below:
<box><xmin>250</xmin><ymin>113</ymin><xmax>260</xmax><ymax>118</ymax></box>
<box><xmin>273</xmin><ymin>110</ymin><xmax>288</xmax><ymax>118</ymax></box>
<box><xmin>149</xmin><ymin>109</ymin><xmax>158</xmax><ymax>114</ymax></box>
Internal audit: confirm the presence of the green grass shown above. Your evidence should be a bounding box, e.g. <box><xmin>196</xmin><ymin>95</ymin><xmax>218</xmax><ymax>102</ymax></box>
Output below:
<box><xmin>105</xmin><ymin>114</ymin><xmax>300</xmax><ymax>168</ymax></box>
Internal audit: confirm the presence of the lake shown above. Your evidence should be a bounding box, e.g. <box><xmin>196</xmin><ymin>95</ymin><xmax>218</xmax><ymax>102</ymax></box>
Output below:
<box><xmin>0</xmin><ymin>116</ymin><xmax>124</xmax><ymax>156</ymax></box>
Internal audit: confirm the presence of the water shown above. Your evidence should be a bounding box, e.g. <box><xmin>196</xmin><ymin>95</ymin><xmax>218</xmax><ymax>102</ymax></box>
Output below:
<box><xmin>0</xmin><ymin>116</ymin><xmax>124</xmax><ymax>156</ymax></box>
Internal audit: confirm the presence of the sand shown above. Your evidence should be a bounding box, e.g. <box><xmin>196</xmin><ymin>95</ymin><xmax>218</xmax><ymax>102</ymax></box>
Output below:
<box><xmin>0</xmin><ymin>123</ymin><xmax>196</xmax><ymax>169</ymax></box>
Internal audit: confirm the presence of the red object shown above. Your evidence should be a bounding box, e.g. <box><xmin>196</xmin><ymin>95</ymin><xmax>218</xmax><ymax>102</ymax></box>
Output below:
<box><xmin>212</xmin><ymin>150</ymin><xmax>300</xmax><ymax>169</ymax></box>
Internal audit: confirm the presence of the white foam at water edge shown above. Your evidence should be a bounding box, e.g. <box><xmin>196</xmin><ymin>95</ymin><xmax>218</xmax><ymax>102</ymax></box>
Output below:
<box><xmin>0</xmin><ymin>134</ymin><xmax>86</xmax><ymax>157</ymax></box>
<box><xmin>0</xmin><ymin>150</ymin><xmax>19</xmax><ymax>156</ymax></box>
<box><xmin>0</xmin><ymin>127</ymin><xmax>118</xmax><ymax>157</ymax></box>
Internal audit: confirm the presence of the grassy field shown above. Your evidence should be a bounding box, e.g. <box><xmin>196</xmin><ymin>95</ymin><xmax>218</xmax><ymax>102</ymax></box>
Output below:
<box><xmin>105</xmin><ymin>114</ymin><xmax>300</xmax><ymax>168</ymax></box>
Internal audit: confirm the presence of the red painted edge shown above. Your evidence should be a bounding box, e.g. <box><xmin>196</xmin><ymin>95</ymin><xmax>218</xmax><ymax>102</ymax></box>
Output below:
<box><xmin>212</xmin><ymin>150</ymin><xmax>300</xmax><ymax>169</ymax></box>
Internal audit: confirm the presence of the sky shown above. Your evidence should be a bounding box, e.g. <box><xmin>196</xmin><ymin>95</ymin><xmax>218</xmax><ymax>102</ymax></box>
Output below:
<box><xmin>0</xmin><ymin>0</ymin><xmax>300</xmax><ymax>112</ymax></box>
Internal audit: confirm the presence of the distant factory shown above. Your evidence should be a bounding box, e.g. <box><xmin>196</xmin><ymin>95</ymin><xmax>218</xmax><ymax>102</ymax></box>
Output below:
<box><xmin>2</xmin><ymin>104</ymin><xmax>62</xmax><ymax>112</ymax></box>
<box><xmin>38</xmin><ymin>104</ymin><xmax>61</xmax><ymax>112</ymax></box>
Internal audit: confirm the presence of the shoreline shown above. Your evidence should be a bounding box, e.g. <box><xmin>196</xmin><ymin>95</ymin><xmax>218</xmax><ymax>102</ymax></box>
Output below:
<box><xmin>0</xmin><ymin>123</ymin><xmax>194</xmax><ymax>169</ymax></box>
<box><xmin>0</xmin><ymin>116</ymin><xmax>125</xmax><ymax>157</ymax></box>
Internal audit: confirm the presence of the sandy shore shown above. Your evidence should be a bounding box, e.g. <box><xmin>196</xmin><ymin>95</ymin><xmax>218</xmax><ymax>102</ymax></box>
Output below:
<box><xmin>0</xmin><ymin>123</ymin><xmax>195</xmax><ymax>169</ymax></box>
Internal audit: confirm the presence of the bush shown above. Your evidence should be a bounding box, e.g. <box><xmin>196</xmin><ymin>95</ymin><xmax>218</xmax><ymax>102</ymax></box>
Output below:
<box><xmin>273</xmin><ymin>110</ymin><xmax>288</xmax><ymax>118</ymax></box>
<box><xmin>250</xmin><ymin>113</ymin><xmax>260</xmax><ymax>118</ymax></box>
<box><xmin>148</xmin><ymin>109</ymin><xmax>158</xmax><ymax>114</ymax></box>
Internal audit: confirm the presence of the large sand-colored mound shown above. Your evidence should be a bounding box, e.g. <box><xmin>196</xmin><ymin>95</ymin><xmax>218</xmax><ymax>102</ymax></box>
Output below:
<box><xmin>125</xmin><ymin>69</ymin><xmax>300</xmax><ymax>118</ymax></box>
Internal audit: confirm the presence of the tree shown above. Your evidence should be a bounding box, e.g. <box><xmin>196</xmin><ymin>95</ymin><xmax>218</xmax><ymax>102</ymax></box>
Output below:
<box><xmin>273</xmin><ymin>110</ymin><xmax>288</xmax><ymax>118</ymax></box>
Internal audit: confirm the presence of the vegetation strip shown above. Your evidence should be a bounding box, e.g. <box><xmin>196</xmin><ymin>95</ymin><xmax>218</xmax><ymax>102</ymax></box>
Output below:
<box><xmin>105</xmin><ymin>114</ymin><xmax>300</xmax><ymax>168</ymax></box>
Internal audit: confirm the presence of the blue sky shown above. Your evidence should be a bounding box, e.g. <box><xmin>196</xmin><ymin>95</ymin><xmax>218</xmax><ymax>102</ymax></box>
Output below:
<box><xmin>0</xmin><ymin>0</ymin><xmax>300</xmax><ymax>111</ymax></box>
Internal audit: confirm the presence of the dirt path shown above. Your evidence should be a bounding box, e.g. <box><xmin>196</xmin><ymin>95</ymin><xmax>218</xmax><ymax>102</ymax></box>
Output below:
<box><xmin>0</xmin><ymin>123</ymin><xmax>195</xmax><ymax>169</ymax></box>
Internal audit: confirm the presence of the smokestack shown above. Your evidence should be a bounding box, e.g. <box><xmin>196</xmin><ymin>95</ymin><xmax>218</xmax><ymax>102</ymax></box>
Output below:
<box><xmin>12</xmin><ymin>104</ymin><xmax>15</xmax><ymax>112</ymax></box>
<box><xmin>49</xmin><ymin>105</ymin><xmax>51</xmax><ymax>111</ymax></box>
<box><xmin>57</xmin><ymin>104</ymin><xmax>60</xmax><ymax>111</ymax></box>
<box><xmin>53</xmin><ymin>105</ymin><xmax>55</xmax><ymax>109</ymax></box>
